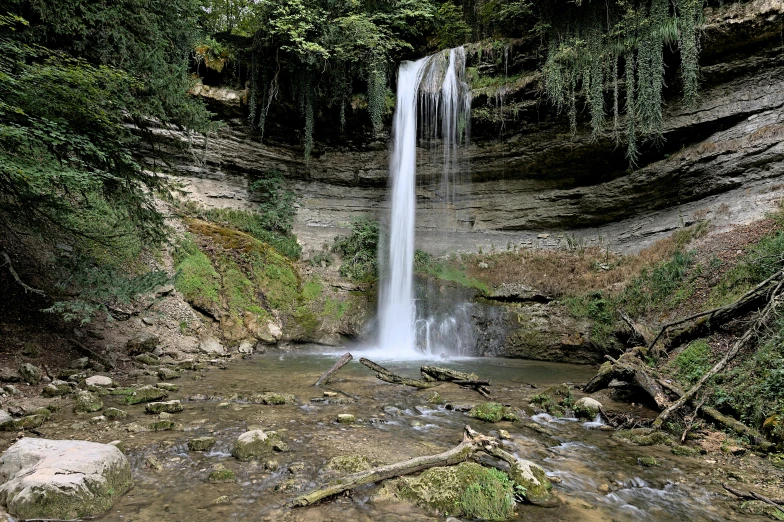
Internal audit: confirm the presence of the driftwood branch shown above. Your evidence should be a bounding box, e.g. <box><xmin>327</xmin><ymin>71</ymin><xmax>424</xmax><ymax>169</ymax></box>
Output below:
<box><xmin>653</xmin><ymin>277</ymin><xmax>784</xmax><ymax>429</ymax></box>
<box><xmin>648</xmin><ymin>269</ymin><xmax>784</xmax><ymax>350</ymax></box>
<box><xmin>619</xmin><ymin>309</ymin><xmax>651</xmax><ymax>346</ymax></box>
<box><xmin>359</xmin><ymin>358</ymin><xmax>436</xmax><ymax>389</ymax></box>
<box><xmin>1</xmin><ymin>252</ymin><xmax>45</xmax><ymax>295</ymax></box>
<box><xmin>421</xmin><ymin>366</ymin><xmax>491</xmax><ymax>397</ymax></box>
<box><xmin>289</xmin><ymin>425</ymin><xmax>549</xmax><ymax>508</ymax></box>
<box><xmin>723</xmin><ymin>483</ymin><xmax>784</xmax><ymax>512</ymax></box>
<box><xmin>315</xmin><ymin>352</ymin><xmax>352</xmax><ymax>387</ymax></box>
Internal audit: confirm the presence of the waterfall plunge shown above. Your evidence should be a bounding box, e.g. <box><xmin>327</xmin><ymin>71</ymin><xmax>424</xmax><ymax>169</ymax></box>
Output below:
<box><xmin>377</xmin><ymin>48</ymin><xmax>471</xmax><ymax>359</ymax></box>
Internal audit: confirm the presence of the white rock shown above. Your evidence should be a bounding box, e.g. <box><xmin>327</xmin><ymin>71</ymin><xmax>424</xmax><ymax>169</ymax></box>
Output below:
<box><xmin>267</xmin><ymin>321</ymin><xmax>282</xmax><ymax>341</ymax></box>
<box><xmin>237</xmin><ymin>341</ymin><xmax>254</xmax><ymax>354</ymax></box>
<box><xmin>0</xmin><ymin>438</ymin><xmax>132</xmax><ymax>519</ymax></box>
<box><xmin>199</xmin><ymin>337</ymin><xmax>225</xmax><ymax>355</ymax></box>
<box><xmin>575</xmin><ymin>397</ymin><xmax>603</xmax><ymax>411</ymax></box>
<box><xmin>85</xmin><ymin>375</ymin><xmax>113</xmax><ymax>387</ymax></box>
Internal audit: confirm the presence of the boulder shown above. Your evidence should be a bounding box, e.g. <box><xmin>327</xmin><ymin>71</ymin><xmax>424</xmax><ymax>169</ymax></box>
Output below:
<box><xmin>124</xmin><ymin>385</ymin><xmax>168</xmax><ymax>405</ymax></box>
<box><xmin>231</xmin><ymin>430</ymin><xmax>278</xmax><ymax>461</ymax></box>
<box><xmin>42</xmin><ymin>380</ymin><xmax>73</xmax><ymax>398</ymax></box>
<box><xmin>573</xmin><ymin>397</ymin><xmax>603</xmax><ymax>420</ymax></box>
<box><xmin>157</xmin><ymin>367</ymin><xmax>180</xmax><ymax>380</ymax></box>
<box><xmin>237</xmin><ymin>340</ymin><xmax>254</xmax><ymax>354</ymax></box>
<box><xmin>85</xmin><ymin>375</ymin><xmax>113</xmax><ymax>388</ymax></box>
<box><xmin>18</xmin><ymin>363</ymin><xmax>42</xmax><ymax>385</ymax></box>
<box><xmin>199</xmin><ymin>337</ymin><xmax>225</xmax><ymax>355</ymax></box>
<box><xmin>337</xmin><ymin>414</ymin><xmax>355</xmax><ymax>424</ymax></box>
<box><xmin>144</xmin><ymin>400</ymin><xmax>183</xmax><ymax>414</ymax></box>
<box><xmin>70</xmin><ymin>357</ymin><xmax>90</xmax><ymax>370</ymax></box>
<box><xmin>104</xmin><ymin>408</ymin><xmax>127</xmax><ymax>420</ymax></box>
<box><xmin>0</xmin><ymin>369</ymin><xmax>20</xmax><ymax>383</ymax></box>
<box><xmin>188</xmin><ymin>437</ymin><xmax>216</xmax><ymax>452</ymax></box>
<box><xmin>0</xmin><ymin>438</ymin><xmax>132</xmax><ymax>519</ymax></box>
<box><xmin>73</xmin><ymin>390</ymin><xmax>103</xmax><ymax>413</ymax></box>
<box><xmin>126</xmin><ymin>334</ymin><xmax>159</xmax><ymax>356</ymax></box>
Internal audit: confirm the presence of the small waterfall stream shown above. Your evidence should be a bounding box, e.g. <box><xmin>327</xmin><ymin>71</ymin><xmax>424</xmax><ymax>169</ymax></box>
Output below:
<box><xmin>377</xmin><ymin>48</ymin><xmax>471</xmax><ymax>358</ymax></box>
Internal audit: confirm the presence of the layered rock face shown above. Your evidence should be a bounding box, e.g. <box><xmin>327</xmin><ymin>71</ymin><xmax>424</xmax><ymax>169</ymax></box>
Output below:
<box><xmin>155</xmin><ymin>0</ymin><xmax>783</xmax><ymax>255</ymax></box>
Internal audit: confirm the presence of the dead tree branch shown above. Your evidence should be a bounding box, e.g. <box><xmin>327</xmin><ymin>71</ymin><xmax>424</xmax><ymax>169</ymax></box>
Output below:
<box><xmin>359</xmin><ymin>358</ymin><xmax>436</xmax><ymax>389</ymax></box>
<box><xmin>1</xmin><ymin>251</ymin><xmax>45</xmax><ymax>295</ymax></box>
<box><xmin>315</xmin><ymin>352</ymin><xmax>352</xmax><ymax>387</ymax></box>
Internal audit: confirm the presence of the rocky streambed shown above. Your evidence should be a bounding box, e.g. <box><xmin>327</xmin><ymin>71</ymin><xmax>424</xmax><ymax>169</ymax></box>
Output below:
<box><xmin>0</xmin><ymin>352</ymin><xmax>779</xmax><ymax>521</ymax></box>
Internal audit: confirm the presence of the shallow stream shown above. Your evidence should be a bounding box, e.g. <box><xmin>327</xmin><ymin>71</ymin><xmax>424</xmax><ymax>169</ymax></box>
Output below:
<box><xmin>25</xmin><ymin>353</ymin><xmax>761</xmax><ymax>521</ymax></box>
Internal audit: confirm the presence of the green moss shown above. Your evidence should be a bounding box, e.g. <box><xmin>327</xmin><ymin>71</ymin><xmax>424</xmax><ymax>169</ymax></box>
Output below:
<box><xmin>673</xmin><ymin>339</ymin><xmax>713</xmax><ymax>385</ymax></box>
<box><xmin>104</xmin><ymin>408</ymin><xmax>127</xmax><ymax>420</ymax></box>
<box><xmin>468</xmin><ymin>402</ymin><xmax>519</xmax><ymax>423</ymax></box>
<box><xmin>208</xmin><ymin>468</ymin><xmax>237</xmax><ymax>483</ymax></box>
<box><xmin>399</xmin><ymin>462</ymin><xmax>515</xmax><ymax>519</ymax></box>
<box><xmin>124</xmin><ymin>385</ymin><xmax>168</xmax><ymax>405</ymax></box>
<box><xmin>188</xmin><ymin>436</ymin><xmax>217</xmax><ymax>452</ymax></box>
<box><xmin>414</xmin><ymin>251</ymin><xmax>489</xmax><ymax>295</ymax></box>
<box><xmin>232</xmin><ymin>431</ymin><xmax>276</xmax><ymax>461</ymax></box>
<box><xmin>637</xmin><ymin>456</ymin><xmax>659</xmax><ymax>467</ymax></box>
<box><xmin>73</xmin><ymin>391</ymin><xmax>103</xmax><ymax>413</ymax></box>
<box><xmin>614</xmin><ymin>428</ymin><xmax>672</xmax><ymax>446</ymax></box>
<box><xmin>173</xmin><ymin>237</ymin><xmax>221</xmax><ymax>312</ymax></box>
<box><xmin>530</xmin><ymin>384</ymin><xmax>572</xmax><ymax>417</ymax></box>
<box><xmin>148</xmin><ymin>420</ymin><xmax>179</xmax><ymax>431</ymax></box>
<box><xmin>325</xmin><ymin>455</ymin><xmax>373</xmax><ymax>473</ymax></box>
<box><xmin>671</xmin><ymin>445</ymin><xmax>700</xmax><ymax>457</ymax></box>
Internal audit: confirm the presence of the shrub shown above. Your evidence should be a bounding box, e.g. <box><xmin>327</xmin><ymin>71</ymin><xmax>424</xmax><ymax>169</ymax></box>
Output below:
<box><xmin>332</xmin><ymin>217</ymin><xmax>379</xmax><ymax>281</ymax></box>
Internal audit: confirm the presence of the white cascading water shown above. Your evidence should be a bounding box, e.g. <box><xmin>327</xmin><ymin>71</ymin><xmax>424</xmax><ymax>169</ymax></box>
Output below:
<box><xmin>377</xmin><ymin>48</ymin><xmax>471</xmax><ymax>358</ymax></box>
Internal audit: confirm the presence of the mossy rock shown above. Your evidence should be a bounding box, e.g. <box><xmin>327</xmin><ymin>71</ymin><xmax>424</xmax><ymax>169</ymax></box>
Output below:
<box><xmin>325</xmin><ymin>455</ymin><xmax>373</xmax><ymax>474</ymax></box>
<box><xmin>337</xmin><ymin>414</ymin><xmax>355</xmax><ymax>424</ymax></box>
<box><xmin>468</xmin><ymin>403</ymin><xmax>519</xmax><ymax>423</ymax></box>
<box><xmin>530</xmin><ymin>384</ymin><xmax>572</xmax><ymax>417</ymax></box>
<box><xmin>614</xmin><ymin>428</ymin><xmax>672</xmax><ymax>446</ymax></box>
<box><xmin>42</xmin><ymin>380</ymin><xmax>73</xmax><ymax>398</ymax></box>
<box><xmin>425</xmin><ymin>392</ymin><xmax>444</xmax><ymax>405</ymax></box>
<box><xmin>109</xmin><ymin>387</ymin><xmax>136</xmax><ymax>396</ymax></box>
<box><xmin>572</xmin><ymin>397</ymin><xmax>602</xmax><ymax>420</ymax></box>
<box><xmin>124</xmin><ymin>386</ymin><xmax>168</xmax><ymax>405</ymax></box>
<box><xmin>738</xmin><ymin>500</ymin><xmax>784</xmax><ymax>521</ymax></box>
<box><xmin>763</xmin><ymin>414</ymin><xmax>784</xmax><ymax>446</ymax></box>
<box><xmin>245</xmin><ymin>392</ymin><xmax>296</xmax><ymax>405</ymax></box>
<box><xmin>156</xmin><ymin>383</ymin><xmax>179</xmax><ymax>392</ymax></box>
<box><xmin>671</xmin><ymin>445</ymin><xmax>700</xmax><ymax>457</ymax></box>
<box><xmin>104</xmin><ymin>408</ymin><xmax>127</xmax><ymax>421</ymax></box>
<box><xmin>157</xmin><ymin>367</ymin><xmax>180</xmax><ymax>381</ymax></box>
<box><xmin>208</xmin><ymin>464</ymin><xmax>237</xmax><ymax>483</ymax></box>
<box><xmin>188</xmin><ymin>436</ymin><xmax>216</xmax><ymax>452</ymax></box>
<box><xmin>637</xmin><ymin>456</ymin><xmax>659</xmax><ymax>467</ymax></box>
<box><xmin>0</xmin><ymin>414</ymin><xmax>48</xmax><ymax>431</ymax></box>
<box><xmin>73</xmin><ymin>391</ymin><xmax>103</xmax><ymax>413</ymax></box>
<box><xmin>134</xmin><ymin>354</ymin><xmax>159</xmax><ymax>366</ymax></box>
<box><xmin>144</xmin><ymin>400</ymin><xmax>183</xmax><ymax>414</ymax></box>
<box><xmin>231</xmin><ymin>430</ymin><xmax>279</xmax><ymax>461</ymax></box>
<box><xmin>398</xmin><ymin>462</ymin><xmax>516</xmax><ymax>520</ymax></box>
<box><xmin>148</xmin><ymin>420</ymin><xmax>180</xmax><ymax>432</ymax></box>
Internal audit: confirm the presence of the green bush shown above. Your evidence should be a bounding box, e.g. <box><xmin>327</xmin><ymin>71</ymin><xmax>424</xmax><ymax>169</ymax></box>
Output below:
<box><xmin>249</xmin><ymin>169</ymin><xmax>297</xmax><ymax>234</ymax></box>
<box><xmin>332</xmin><ymin>217</ymin><xmax>379</xmax><ymax>281</ymax></box>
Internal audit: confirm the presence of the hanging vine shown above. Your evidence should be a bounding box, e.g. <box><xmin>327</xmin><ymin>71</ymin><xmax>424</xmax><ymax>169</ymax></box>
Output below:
<box><xmin>540</xmin><ymin>0</ymin><xmax>705</xmax><ymax>165</ymax></box>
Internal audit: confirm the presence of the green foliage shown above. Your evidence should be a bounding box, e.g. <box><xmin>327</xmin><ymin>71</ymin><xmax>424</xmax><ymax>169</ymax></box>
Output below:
<box><xmin>173</xmin><ymin>236</ymin><xmax>222</xmax><ymax>312</ymax></box>
<box><xmin>248</xmin><ymin>169</ymin><xmax>297</xmax><ymax>234</ymax></box>
<box><xmin>674</xmin><ymin>339</ymin><xmax>713</xmax><ymax>385</ymax></box>
<box><xmin>468</xmin><ymin>402</ymin><xmax>519</xmax><ymax>423</ymax></box>
<box><xmin>538</xmin><ymin>0</ymin><xmax>704</xmax><ymax>165</ymax></box>
<box><xmin>459</xmin><ymin>467</ymin><xmax>516</xmax><ymax>521</ymax></box>
<box><xmin>434</xmin><ymin>3</ymin><xmax>472</xmax><ymax>49</ymax></box>
<box><xmin>332</xmin><ymin>217</ymin><xmax>379</xmax><ymax>281</ymax></box>
<box><xmin>621</xmin><ymin>249</ymin><xmax>695</xmax><ymax>317</ymax></box>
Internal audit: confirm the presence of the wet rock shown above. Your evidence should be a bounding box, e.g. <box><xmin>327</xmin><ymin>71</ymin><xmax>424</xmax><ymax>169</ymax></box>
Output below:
<box><xmin>85</xmin><ymin>375</ymin><xmax>113</xmax><ymax>388</ymax></box>
<box><xmin>231</xmin><ymin>430</ymin><xmax>278</xmax><ymax>461</ymax></box>
<box><xmin>199</xmin><ymin>337</ymin><xmax>225</xmax><ymax>355</ymax></box>
<box><xmin>212</xmin><ymin>495</ymin><xmax>231</xmax><ymax>505</ymax></box>
<box><xmin>0</xmin><ymin>438</ymin><xmax>132</xmax><ymax>519</ymax></box>
<box><xmin>188</xmin><ymin>437</ymin><xmax>216</xmax><ymax>452</ymax></box>
<box><xmin>18</xmin><ymin>363</ymin><xmax>42</xmax><ymax>385</ymax></box>
<box><xmin>70</xmin><ymin>357</ymin><xmax>90</xmax><ymax>370</ymax></box>
<box><xmin>0</xmin><ymin>368</ymin><xmax>20</xmax><ymax>383</ymax></box>
<box><xmin>245</xmin><ymin>392</ymin><xmax>296</xmax><ymax>405</ymax></box>
<box><xmin>637</xmin><ymin>456</ymin><xmax>659</xmax><ymax>467</ymax></box>
<box><xmin>272</xmin><ymin>440</ymin><xmax>289</xmax><ymax>452</ymax></box>
<box><xmin>148</xmin><ymin>420</ymin><xmax>180</xmax><ymax>431</ymax></box>
<box><xmin>144</xmin><ymin>455</ymin><xmax>163</xmax><ymax>471</ymax></box>
<box><xmin>104</xmin><ymin>408</ymin><xmax>127</xmax><ymax>420</ymax></box>
<box><xmin>573</xmin><ymin>397</ymin><xmax>603</xmax><ymax>420</ymax></box>
<box><xmin>208</xmin><ymin>464</ymin><xmax>236</xmax><ymax>483</ymax></box>
<box><xmin>325</xmin><ymin>455</ymin><xmax>373</xmax><ymax>474</ymax></box>
<box><xmin>498</xmin><ymin>429</ymin><xmax>512</xmax><ymax>440</ymax></box>
<box><xmin>506</xmin><ymin>457</ymin><xmax>553</xmax><ymax>504</ymax></box>
<box><xmin>42</xmin><ymin>380</ymin><xmax>73</xmax><ymax>398</ymax></box>
<box><xmin>145</xmin><ymin>400</ymin><xmax>183</xmax><ymax>414</ymax></box>
<box><xmin>3</xmin><ymin>385</ymin><xmax>21</xmax><ymax>396</ymax></box>
<box><xmin>597</xmin><ymin>483</ymin><xmax>610</xmax><ymax>494</ymax></box>
<box><xmin>337</xmin><ymin>414</ymin><xmax>355</xmax><ymax>424</ymax></box>
<box><xmin>73</xmin><ymin>390</ymin><xmax>103</xmax><ymax>413</ymax></box>
<box><xmin>467</xmin><ymin>402</ymin><xmax>519</xmax><ymax>423</ymax></box>
<box><xmin>157</xmin><ymin>367</ymin><xmax>180</xmax><ymax>380</ymax></box>
<box><xmin>237</xmin><ymin>340</ymin><xmax>254</xmax><ymax>354</ymax></box>
<box><xmin>126</xmin><ymin>334</ymin><xmax>159</xmax><ymax>356</ymax></box>
<box><xmin>425</xmin><ymin>391</ymin><xmax>444</xmax><ymax>405</ymax></box>
<box><xmin>156</xmin><ymin>383</ymin><xmax>179</xmax><ymax>392</ymax></box>
<box><xmin>124</xmin><ymin>385</ymin><xmax>168</xmax><ymax>405</ymax></box>
<box><xmin>0</xmin><ymin>414</ymin><xmax>47</xmax><ymax>431</ymax></box>
<box><xmin>134</xmin><ymin>353</ymin><xmax>159</xmax><ymax>365</ymax></box>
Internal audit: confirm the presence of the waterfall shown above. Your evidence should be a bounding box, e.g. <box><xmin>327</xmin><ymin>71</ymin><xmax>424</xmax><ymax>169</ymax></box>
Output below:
<box><xmin>377</xmin><ymin>48</ymin><xmax>471</xmax><ymax>358</ymax></box>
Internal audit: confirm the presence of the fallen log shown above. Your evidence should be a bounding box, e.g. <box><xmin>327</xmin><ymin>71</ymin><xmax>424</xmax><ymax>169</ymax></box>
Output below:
<box><xmin>289</xmin><ymin>425</ymin><xmax>551</xmax><ymax>508</ymax></box>
<box><xmin>723</xmin><ymin>483</ymin><xmax>784</xmax><ymax>512</ymax></box>
<box><xmin>315</xmin><ymin>352</ymin><xmax>353</xmax><ymax>387</ymax></box>
<box><xmin>583</xmin><ymin>353</ymin><xmax>670</xmax><ymax>409</ymax></box>
<box><xmin>649</xmin><ymin>269</ymin><xmax>784</xmax><ymax>351</ymax></box>
<box><xmin>653</xmin><ymin>276</ymin><xmax>784</xmax><ymax>429</ymax></box>
<box><xmin>420</xmin><ymin>366</ymin><xmax>480</xmax><ymax>382</ymax></box>
<box><xmin>359</xmin><ymin>358</ymin><xmax>436</xmax><ymax>389</ymax></box>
